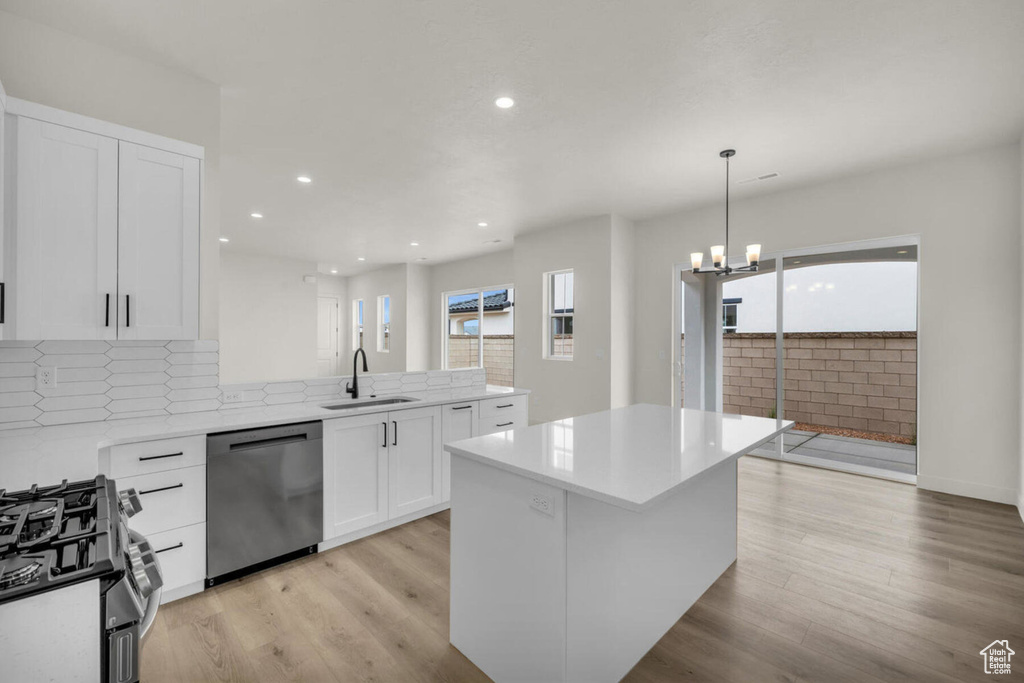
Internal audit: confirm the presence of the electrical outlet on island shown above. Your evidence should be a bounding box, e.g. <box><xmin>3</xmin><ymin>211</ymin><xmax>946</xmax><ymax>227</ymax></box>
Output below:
<box><xmin>36</xmin><ymin>366</ymin><xmax>57</xmax><ymax>390</ymax></box>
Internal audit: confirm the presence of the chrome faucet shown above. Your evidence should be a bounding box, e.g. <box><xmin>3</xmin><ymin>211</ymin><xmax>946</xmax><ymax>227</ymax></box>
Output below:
<box><xmin>346</xmin><ymin>348</ymin><xmax>369</xmax><ymax>399</ymax></box>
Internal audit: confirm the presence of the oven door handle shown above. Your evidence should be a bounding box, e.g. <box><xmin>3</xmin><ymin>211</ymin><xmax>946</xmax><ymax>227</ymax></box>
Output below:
<box><xmin>129</xmin><ymin>530</ymin><xmax>163</xmax><ymax>641</ymax></box>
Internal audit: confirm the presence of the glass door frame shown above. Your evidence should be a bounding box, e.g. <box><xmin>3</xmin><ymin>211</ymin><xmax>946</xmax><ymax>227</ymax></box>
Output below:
<box><xmin>440</xmin><ymin>283</ymin><xmax>515</xmax><ymax>371</ymax></box>
<box><xmin>673</xmin><ymin>234</ymin><xmax>921</xmax><ymax>462</ymax></box>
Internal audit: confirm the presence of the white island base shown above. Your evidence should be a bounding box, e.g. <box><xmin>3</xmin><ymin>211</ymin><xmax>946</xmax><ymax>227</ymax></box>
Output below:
<box><xmin>450</xmin><ymin>455</ymin><xmax>736</xmax><ymax>682</ymax></box>
<box><xmin>447</xmin><ymin>405</ymin><xmax>791</xmax><ymax>683</ymax></box>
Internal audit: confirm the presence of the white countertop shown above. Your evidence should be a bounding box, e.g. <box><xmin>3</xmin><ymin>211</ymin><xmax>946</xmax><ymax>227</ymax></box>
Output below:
<box><xmin>445</xmin><ymin>404</ymin><xmax>792</xmax><ymax>512</ymax></box>
<box><xmin>0</xmin><ymin>385</ymin><xmax>529</xmax><ymax>490</ymax></box>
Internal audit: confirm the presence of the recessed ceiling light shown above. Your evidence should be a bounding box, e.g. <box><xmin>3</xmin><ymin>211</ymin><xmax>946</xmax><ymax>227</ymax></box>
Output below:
<box><xmin>219</xmin><ymin>237</ymin><xmax>229</xmax><ymax>243</ymax></box>
<box><xmin>357</xmin><ymin>257</ymin><xmax>366</xmax><ymax>261</ymax></box>
<box><xmin>495</xmin><ymin>97</ymin><xmax>514</xmax><ymax>109</ymax></box>
<box><xmin>410</xmin><ymin>242</ymin><xmax>420</xmax><ymax>246</ymax></box>
<box><xmin>330</xmin><ymin>269</ymin><xmax>338</xmax><ymax>274</ymax></box>
<box><xmin>478</xmin><ymin>222</ymin><xmax>488</xmax><ymax>227</ymax></box>
<box><xmin>296</xmin><ymin>175</ymin><xmax>312</xmax><ymax>183</ymax></box>
<box><xmin>250</xmin><ymin>212</ymin><xmax>263</xmax><ymax>219</ymax></box>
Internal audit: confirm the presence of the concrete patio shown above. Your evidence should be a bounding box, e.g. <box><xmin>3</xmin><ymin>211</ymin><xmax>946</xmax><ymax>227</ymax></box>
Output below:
<box><xmin>749</xmin><ymin>429</ymin><xmax>917</xmax><ymax>479</ymax></box>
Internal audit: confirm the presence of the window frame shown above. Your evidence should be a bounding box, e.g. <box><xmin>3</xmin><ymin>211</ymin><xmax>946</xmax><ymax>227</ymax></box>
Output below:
<box><xmin>377</xmin><ymin>295</ymin><xmax>391</xmax><ymax>353</ymax></box>
<box><xmin>544</xmin><ymin>269</ymin><xmax>574</xmax><ymax>361</ymax></box>
<box><xmin>441</xmin><ymin>283</ymin><xmax>514</xmax><ymax>371</ymax></box>
<box><xmin>352</xmin><ymin>299</ymin><xmax>364</xmax><ymax>350</ymax></box>
<box><xmin>722</xmin><ymin>297</ymin><xmax>741</xmax><ymax>334</ymax></box>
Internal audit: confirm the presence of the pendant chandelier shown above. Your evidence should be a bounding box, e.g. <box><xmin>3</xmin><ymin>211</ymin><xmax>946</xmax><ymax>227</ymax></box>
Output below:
<box><xmin>690</xmin><ymin>149</ymin><xmax>761</xmax><ymax>275</ymax></box>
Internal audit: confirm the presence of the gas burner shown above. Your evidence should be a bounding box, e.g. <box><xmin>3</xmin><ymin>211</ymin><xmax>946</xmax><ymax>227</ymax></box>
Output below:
<box><xmin>0</xmin><ymin>559</ymin><xmax>42</xmax><ymax>590</ymax></box>
<box><xmin>0</xmin><ymin>500</ymin><xmax>59</xmax><ymax>522</ymax></box>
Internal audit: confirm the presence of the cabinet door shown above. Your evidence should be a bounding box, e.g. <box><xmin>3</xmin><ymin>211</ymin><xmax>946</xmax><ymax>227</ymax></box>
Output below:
<box><xmin>323</xmin><ymin>413</ymin><xmax>389</xmax><ymax>540</ymax></box>
<box><xmin>117</xmin><ymin>142</ymin><xmax>199</xmax><ymax>340</ymax></box>
<box><xmin>441</xmin><ymin>401</ymin><xmax>478</xmax><ymax>502</ymax></box>
<box><xmin>388</xmin><ymin>406</ymin><xmax>442</xmax><ymax>518</ymax></box>
<box><xmin>13</xmin><ymin>118</ymin><xmax>118</xmax><ymax>339</ymax></box>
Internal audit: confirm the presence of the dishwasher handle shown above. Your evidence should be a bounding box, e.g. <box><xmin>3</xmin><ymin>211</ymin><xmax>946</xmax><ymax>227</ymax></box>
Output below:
<box><xmin>227</xmin><ymin>434</ymin><xmax>309</xmax><ymax>452</ymax></box>
<box><xmin>207</xmin><ymin>421</ymin><xmax>323</xmax><ymax>456</ymax></box>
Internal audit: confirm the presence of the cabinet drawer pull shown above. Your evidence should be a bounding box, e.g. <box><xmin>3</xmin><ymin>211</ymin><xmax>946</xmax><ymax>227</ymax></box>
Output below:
<box><xmin>496</xmin><ymin>404</ymin><xmax>514</xmax><ymax>409</ymax></box>
<box><xmin>138</xmin><ymin>483</ymin><xmax>183</xmax><ymax>496</ymax></box>
<box><xmin>496</xmin><ymin>421</ymin><xmax>514</xmax><ymax>427</ymax></box>
<box><xmin>393</xmin><ymin>420</ymin><xmax>398</xmax><ymax>446</ymax></box>
<box><xmin>155</xmin><ymin>542</ymin><xmax>183</xmax><ymax>554</ymax></box>
<box><xmin>138</xmin><ymin>452</ymin><xmax>183</xmax><ymax>462</ymax></box>
<box><xmin>451</xmin><ymin>405</ymin><xmax>473</xmax><ymax>411</ymax></box>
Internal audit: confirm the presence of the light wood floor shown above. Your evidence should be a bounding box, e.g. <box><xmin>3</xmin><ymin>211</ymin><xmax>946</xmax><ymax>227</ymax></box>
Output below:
<box><xmin>142</xmin><ymin>456</ymin><xmax>1024</xmax><ymax>682</ymax></box>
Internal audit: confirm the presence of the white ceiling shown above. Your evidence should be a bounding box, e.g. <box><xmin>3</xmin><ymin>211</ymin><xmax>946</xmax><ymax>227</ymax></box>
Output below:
<box><xmin>2</xmin><ymin>0</ymin><xmax>1023</xmax><ymax>275</ymax></box>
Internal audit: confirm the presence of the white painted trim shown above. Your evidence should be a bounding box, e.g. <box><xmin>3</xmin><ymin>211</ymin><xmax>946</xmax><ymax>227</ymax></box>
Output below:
<box><xmin>6</xmin><ymin>97</ymin><xmax>204</xmax><ymax>159</ymax></box>
<box><xmin>0</xmin><ymin>77</ymin><xmax>7</xmax><ymax>109</ymax></box>
<box><xmin>916</xmin><ymin>473</ymin><xmax>1018</xmax><ymax>506</ymax></box>
<box><xmin>318</xmin><ymin>500</ymin><xmax>450</xmax><ymax>551</ymax></box>
<box><xmin>1018</xmin><ymin>492</ymin><xmax>1024</xmax><ymax>526</ymax></box>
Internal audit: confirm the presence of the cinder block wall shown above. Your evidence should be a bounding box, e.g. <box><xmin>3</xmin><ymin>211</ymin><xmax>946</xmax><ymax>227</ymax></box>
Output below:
<box><xmin>448</xmin><ymin>335</ymin><xmax>515</xmax><ymax>386</ymax></box>
<box><xmin>682</xmin><ymin>332</ymin><xmax>917</xmax><ymax>438</ymax></box>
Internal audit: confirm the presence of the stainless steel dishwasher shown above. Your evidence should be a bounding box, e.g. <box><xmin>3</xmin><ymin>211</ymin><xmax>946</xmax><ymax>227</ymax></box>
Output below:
<box><xmin>206</xmin><ymin>421</ymin><xmax>323</xmax><ymax>584</ymax></box>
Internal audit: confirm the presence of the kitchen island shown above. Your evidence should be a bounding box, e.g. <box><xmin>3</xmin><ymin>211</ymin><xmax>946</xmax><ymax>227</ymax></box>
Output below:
<box><xmin>445</xmin><ymin>403</ymin><xmax>792</xmax><ymax>683</ymax></box>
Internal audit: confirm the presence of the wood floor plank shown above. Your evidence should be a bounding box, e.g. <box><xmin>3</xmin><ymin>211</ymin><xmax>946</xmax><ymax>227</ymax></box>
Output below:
<box><xmin>142</xmin><ymin>456</ymin><xmax>1024</xmax><ymax>682</ymax></box>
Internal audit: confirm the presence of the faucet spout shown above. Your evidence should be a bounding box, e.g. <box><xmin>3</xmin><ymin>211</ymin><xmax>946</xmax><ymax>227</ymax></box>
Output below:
<box><xmin>346</xmin><ymin>348</ymin><xmax>369</xmax><ymax>399</ymax></box>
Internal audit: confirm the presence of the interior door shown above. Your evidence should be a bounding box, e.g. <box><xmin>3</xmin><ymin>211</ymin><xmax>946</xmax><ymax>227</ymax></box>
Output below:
<box><xmin>13</xmin><ymin>117</ymin><xmax>118</xmax><ymax>340</ymax></box>
<box><xmin>323</xmin><ymin>414</ymin><xmax>389</xmax><ymax>539</ymax></box>
<box><xmin>388</xmin><ymin>406</ymin><xmax>443</xmax><ymax>518</ymax></box>
<box><xmin>441</xmin><ymin>402</ymin><xmax>478</xmax><ymax>502</ymax></box>
<box><xmin>117</xmin><ymin>141</ymin><xmax>199</xmax><ymax>340</ymax></box>
<box><xmin>317</xmin><ymin>296</ymin><xmax>340</xmax><ymax>376</ymax></box>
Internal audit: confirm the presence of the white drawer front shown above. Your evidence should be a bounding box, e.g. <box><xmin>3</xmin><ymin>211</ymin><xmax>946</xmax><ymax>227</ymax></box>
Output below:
<box><xmin>146</xmin><ymin>522</ymin><xmax>206</xmax><ymax>596</ymax></box>
<box><xmin>479</xmin><ymin>395</ymin><xmax>527</xmax><ymax>419</ymax></box>
<box><xmin>117</xmin><ymin>465</ymin><xmax>206</xmax><ymax>536</ymax></box>
<box><xmin>107</xmin><ymin>435</ymin><xmax>206</xmax><ymax>479</ymax></box>
<box><xmin>479</xmin><ymin>411</ymin><xmax>527</xmax><ymax>436</ymax></box>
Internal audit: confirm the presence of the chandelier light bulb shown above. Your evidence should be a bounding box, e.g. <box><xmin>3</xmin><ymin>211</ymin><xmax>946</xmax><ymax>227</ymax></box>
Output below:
<box><xmin>710</xmin><ymin>245</ymin><xmax>725</xmax><ymax>267</ymax></box>
<box><xmin>745</xmin><ymin>244</ymin><xmax>761</xmax><ymax>266</ymax></box>
<box><xmin>690</xmin><ymin>252</ymin><xmax>704</xmax><ymax>271</ymax></box>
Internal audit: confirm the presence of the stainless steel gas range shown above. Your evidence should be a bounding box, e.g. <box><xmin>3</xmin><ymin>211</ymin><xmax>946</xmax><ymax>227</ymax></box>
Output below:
<box><xmin>0</xmin><ymin>476</ymin><xmax>163</xmax><ymax>683</ymax></box>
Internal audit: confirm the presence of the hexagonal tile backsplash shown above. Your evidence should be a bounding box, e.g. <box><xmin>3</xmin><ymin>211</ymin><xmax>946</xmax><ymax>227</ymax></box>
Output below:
<box><xmin>0</xmin><ymin>340</ymin><xmax>486</xmax><ymax>430</ymax></box>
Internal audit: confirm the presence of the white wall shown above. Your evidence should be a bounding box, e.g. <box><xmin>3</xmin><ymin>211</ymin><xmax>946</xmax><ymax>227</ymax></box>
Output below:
<box><xmin>514</xmin><ymin>216</ymin><xmax>615</xmax><ymax>424</ymax></box>
<box><xmin>406</xmin><ymin>263</ymin><xmax>431</xmax><ymax>372</ymax></box>
<box><xmin>718</xmin><ymin>262</ymin><xmax>919</xmax><ymax>333</ymax></box>
<box><xmin>219</xmin><ymin>251</ymin><xmax>318</xmax><ymax>384</ymax></box>
<box><xmin>347</xmin><ymin>264</ymin><xmax>408</xmax><ymax>374</ymax></box>
<box><xmin>610</xmin><ymin>215</ymin><xmax>635</xmax><ymax>408</ymax></box>
<box><xmin>1020</xmin><ymin>135</ymin><xmax>1024</xmax><ymax>521</ymax></box>
<box><xmin>635</xmin><ymin>143</ymin><xmax>1022</xmax><ymax>505</ymax></box>
<box><xmin>0</xmin><ymin>10</ymin><xmax>222</xmax><ymax>338</ymax></box>
<box><xmin>428</xmin><ymin>249</ymin><xmax>515</xmax><ymax>368</ymax></box>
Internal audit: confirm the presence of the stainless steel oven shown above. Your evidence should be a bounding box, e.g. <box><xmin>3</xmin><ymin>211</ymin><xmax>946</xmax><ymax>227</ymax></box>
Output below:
<box><xmin>206</xmin><ymin>421</ymin><xmax>323</xmax><ymax>584</ymax></box>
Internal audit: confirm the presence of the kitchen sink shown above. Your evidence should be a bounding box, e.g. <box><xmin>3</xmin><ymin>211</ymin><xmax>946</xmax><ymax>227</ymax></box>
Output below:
<box><xmin>321</xmin><ymin>397</ymin><xmax>419</xmax><ymax>410</ymax></box>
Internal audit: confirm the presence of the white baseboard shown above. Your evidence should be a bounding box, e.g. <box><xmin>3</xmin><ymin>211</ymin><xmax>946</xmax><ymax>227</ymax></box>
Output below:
<box><xmin>319</xmin><ymin>501</ymin><xmax>451</xmax><ymax>552</ymax></box>
<box><xmin>1018</xmin><ymin>492</ymin><xmax>1024</xmax><ymax>526</ymax></box>
<box><xmin>916</xmin><ymin>474</ymin><xmax>1018</xmax><ymax>506</ymax></box>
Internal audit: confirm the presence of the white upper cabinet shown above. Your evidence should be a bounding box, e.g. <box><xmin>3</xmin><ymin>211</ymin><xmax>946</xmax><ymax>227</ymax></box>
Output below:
<box><xmin>11</xmin><ymin>118</ymin><xmax>119</xmax><ymax>340</ymax></box>
<box><xmin>117</xmin><ymin>142</ymin><xmax>199</xmax><ymax>340</ymax></box>
<box><xmin>2</xmin><ymin>99</ymin><xmax>202</xmax><ymax>340</ymax></box>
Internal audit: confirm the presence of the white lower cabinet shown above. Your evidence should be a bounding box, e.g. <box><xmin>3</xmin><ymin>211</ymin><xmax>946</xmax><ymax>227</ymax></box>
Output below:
<box><xmin>323</xmin><ymin>405</ymin><xmax>442</xmax><ymax>541</ymax></box>
<box><xmin>323</xmin><ymin>413</ymin><xmax>389</xmax><ymax>539</ymax></box>
<box><xmin>441</xmin><ymin>401</ymin><xmax>478</xmax><ymax>502</ymax></box>
<box><xmin>388</xmin><ymin>406</ymin><xmax>443</xmax><ymax>518</ymax></box>
<box><xmin>145</xmin><ymin>522</ymin><xmax>206</xmax><ymax>595</ymax></box>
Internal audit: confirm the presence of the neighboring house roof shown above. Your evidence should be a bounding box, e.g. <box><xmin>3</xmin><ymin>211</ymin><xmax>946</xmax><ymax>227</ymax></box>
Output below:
<box><xmin>449</xmin><ymin>290</ymin><xmax>513</xmax><ymax>314</ymax></box>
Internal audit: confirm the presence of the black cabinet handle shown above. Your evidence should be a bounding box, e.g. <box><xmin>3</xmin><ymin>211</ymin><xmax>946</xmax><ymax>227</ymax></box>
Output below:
<box><xmin>451</xmin><ymin>405</ymin><xmax>473</xmax><ymax>411</ymax></box>
<box><xmin>138</xmin><ymin>452</ymin><xmax>183</xmax><ymax>462</ymax></box>
<box><xmin>496</xmin><ymin>421</ymin><xmax>514</xmax><ymax>427</ymax></box>
<box><xmin>104</xmin><ymin>293</ymin><xmax>110</xmax><ymax>327</ymax></box>
<box><xmin>392</xmin><ymin>420</ymin><xmax>398</xmax><ymax>446</ymax></box>
<box><xmin>497</xmin><ymin>404</ymin><xmax>514</xmax><ymax>409</ymax></box>
<box><xmin>155</xmin><ymin>542</ymin><xmax>183</xmax><ymax>554</ymax></box>
<box><xmin>382</xmin><ymin>422</ymin><xmax>387</xmax><ymax>448</ymax></box>
<box><xmin>1</xmin><ymin>282</ymin><xmax>6</xmax><ymax>324</ymax></box>
<box><xmin>125</xmin><ymin>294</ymin><xmax>130</xmax><ymax>327</ymax></box>
<box><xmin>138</xmin><ymin>483</ymin><xmax>183</xmax><ymax>496</ymax></box>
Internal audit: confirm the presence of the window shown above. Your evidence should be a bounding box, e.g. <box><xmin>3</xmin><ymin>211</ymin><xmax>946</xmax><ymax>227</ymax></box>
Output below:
<box><xmin>352</xmin><ymin>299</ymin><xmax>364</xmax><ymax>349</ymax></box>
<box><xmin>546</xmin><ymin>269</ymin><xmax>574</xmax><ymax>359</ymax></box>
<box><xmin>377</xmin><ymin>295</ymin><xmax>390</xmax><ymax>352</ymax></box>
<box><xmin>444</xmin><ymin>286</ymin><xmax>515</xmax><ymax>386</ymax></box>
<box><xmin>723</xmin><ymin>297</ymin><xmax>741</xmax><ymax>334</ymax></box>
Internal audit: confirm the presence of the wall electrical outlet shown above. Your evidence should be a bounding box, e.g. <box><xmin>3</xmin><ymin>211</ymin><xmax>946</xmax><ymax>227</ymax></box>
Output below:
<box><xmin>530</xmin><ymin>493</ymin><xmax>554</xmax><ymax>516</ymax></box>
<box><xmin>36</xmin><ymin>366</ymin><xmax>57</xmax><ymax>389</ymax></box>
